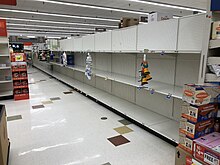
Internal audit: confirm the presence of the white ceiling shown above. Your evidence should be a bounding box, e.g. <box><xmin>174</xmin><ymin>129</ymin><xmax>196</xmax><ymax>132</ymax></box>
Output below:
<box><xmin>0</xmin><ymin>0</ymin><xmax>207</xmax><ymax>38</ymax></box>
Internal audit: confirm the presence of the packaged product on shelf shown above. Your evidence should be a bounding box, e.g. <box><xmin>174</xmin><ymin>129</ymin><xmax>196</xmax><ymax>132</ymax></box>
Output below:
<box><xmin>182</xmin><ymin>103</ymin><xmax>218</xmax><ymax>123</ymax></box>
<box><xmin>22</xmin><ymin>88</ymin><xmax>29</xmax><ymax>94</ymax></box>
<box><xmin>19</xmin><ymin>64</ymin><xmax>26</xmax><ymax>69</ymax></box>
<box><xmin>194</xmin><ymin>132</ymin><xmax>220</xmax><ymax>165</ymax></box>
<box><xmin>14</xmin><ymin>89</ymin><xmax>21</xmax><ymax>94</ymax></box>
<box><xmin>180</xmin><ymin>117</ymin><xmax>215</xmax><ymax>139</ymax></box>
<box><xmin>13</xmin><ymin>72</ymin><xmax>19</xmax><ymax>78</ymax></box>
<box><xmin>208</xmin><ymin>64</ymin><xmax>220</xmax><ymax>77</ymax></box>
<box><xmin>20</xmin><ymin>72</ymin><xmax>27</xmax><ymax>78</ymax></box>
<box><xmin>14</xmin><ymin>81</ymin><xmax>21</xmax><ymax>86</ymax></box>
<box><xmin>21</xmin><ymin>80</ymin><xmax>28</xmax><ymax>86</ymax></box>
<box><xmin>212</xmin><ymin>21</ymin><xmax>220</xmax><ymax>40</ymax></box>
<box><xmin>183</xmin><ymin>84</ymin><xmax>220</xmax><ymax>106</ymax></box>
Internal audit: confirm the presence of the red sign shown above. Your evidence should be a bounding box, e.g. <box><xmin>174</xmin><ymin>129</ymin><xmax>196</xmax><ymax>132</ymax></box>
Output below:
<box><xmin>0</xmin><ymin>0</ymin><xmax>17</xmax><ymax>6</ymax></box>
<box><xmin>24</xmin><ymin>42</ymin><xmax>32</xmax><ymax>46</ymax></box>
<box><xmin>0</xmin><ymin>19</ymin><xmax>7</xmax><ymax>37</ymax></box>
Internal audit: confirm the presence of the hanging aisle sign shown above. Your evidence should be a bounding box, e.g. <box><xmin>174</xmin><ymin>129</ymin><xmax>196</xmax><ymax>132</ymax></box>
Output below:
<box><xmin>211</xmin><ymin>0</ymin><xmax>220</xmax><ymax>11</ymax></box>
<box><xmin>0</xmin><ymin>0</ymin><xmax>17</xmax><ymax>6</ymax></box>
<box><xmin>0</xmin><ymin>19</ymin><xmax>7</xmax><ymax>37</ymax></box>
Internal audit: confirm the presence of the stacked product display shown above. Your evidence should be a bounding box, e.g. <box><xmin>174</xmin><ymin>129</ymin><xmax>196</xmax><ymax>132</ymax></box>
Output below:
<box><xmin>176</xmin><ymin>84</ymin><xmax>220</xmax><ymax>165</ymax></box>
<box><xmin>11</xmin><ymin>53</ymin><xmax>29</xmax><ymax>101</ymax></box>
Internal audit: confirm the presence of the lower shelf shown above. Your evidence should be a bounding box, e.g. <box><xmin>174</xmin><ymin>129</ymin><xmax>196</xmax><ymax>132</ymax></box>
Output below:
<box><xmin>33</xmin><ymin>63</ymin><xmax>179</xmax><ymax>146</ymax></box>
<box><xmin>0</xmin><ymin>91</ymin><xmax>13</xmax><ymax>97</ymax></box>
<box><xmin>14</xmin><ymin>93</ymin><xmax>29</xmax><ymax>101</ymax></box>
<box><xmin>206</xmin><ymin>73</ymin><xmax>220</xmax><ymax>82</ymax></box>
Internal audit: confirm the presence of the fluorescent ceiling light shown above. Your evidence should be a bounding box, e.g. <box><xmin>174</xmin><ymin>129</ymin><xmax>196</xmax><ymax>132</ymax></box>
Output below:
<box><xmin>8</xmin><ymin>30</ymin><xmax>92</xmax><ymax>35</ymax></box>
<box><xmin>127</xmin><ymin>0</ymin><xmax>206</xmax><ymax>13</ymax></box>
<box><xmin>27</xmin><ymin>36</ymin><xmax>36</xmax><ymax>38</ymax></box>
<box><xmin>7</xmin><ymin>23</ymin><xmax>95</xmax><ymax>31</ymax></box>
<box><xmin>34</xmin><ymin>0</ymin><xmax>149</xmax><ymax>15</ymax></box>
<box><xmin>4</xmin><ymin>17</ymin><xmax>117</xmax><ymax>28</ymax></box>
<box><xmin>46</xmin><ymin>36</ymin><xmax>61</xmax><ymax>39</ymax></box>
<box><xmin>8</xmin><ymin>27</ymin><xmax>93</xmax><ymax>33</ymax></box>
<box><xmin>0</xmin><ymin>9</ymin><xmax>118</xmax><ymax>22</ymax></box>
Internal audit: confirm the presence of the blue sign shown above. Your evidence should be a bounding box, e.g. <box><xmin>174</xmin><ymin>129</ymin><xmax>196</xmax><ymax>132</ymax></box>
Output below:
<box><xmin>211</xmin><ymin>0</ymin><xmax>220</xmax><ymax>11</ymax></box>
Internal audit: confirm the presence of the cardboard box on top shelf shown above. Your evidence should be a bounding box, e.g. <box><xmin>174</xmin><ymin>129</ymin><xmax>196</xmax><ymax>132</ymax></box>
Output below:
<box><xmin>120</xmin><ymin>17</ymin><xmax>139</xmax><ymax>28</ymax></box>
<box><xmin>179</xmin><ymin>117</ymin><xmax>214</xmax><ymax>139</ymax></box>
<box><xmin>148</xmin><ymin>12</ymin><xmax>173</xmax><ymax>23</ymax></box>
<box><xmin>183</xmin><ymin>84</ymin><xmax>220</xmax><ymax>106</ymax></box>
<box><xmin>194</xmin><ymin>132</ymin><xmax>220</xmax><ymax>165</ymax></box>
<box><xmin>212</xmin><ymin>21</ymin><xmax>220</xmax><ymax>40</ymax></box>
<box><xmin>182</xmin><ymin>102</ymin><xmax>218</xmax><ymax>123</ymax></box>
<box><xmin>0</xmin><ymin>105</ymin><xmax>9</xmax><ymax>165</ymax></box>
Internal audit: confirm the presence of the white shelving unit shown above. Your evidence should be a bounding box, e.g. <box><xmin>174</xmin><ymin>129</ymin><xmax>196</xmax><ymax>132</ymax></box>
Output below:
<box><xmin>33</xmin><ymin>13</ymin><xmax>210</xmax><ymax>145</ymax></box>
<box><xmin>0</xmin><ymin>37</ymin><xmax>13</xmax><ymax>99</ymax></box>
<box><xmin>202</xmin><ymin>2</ymin><xmax>220</xmax><ymax>83</ymax></box>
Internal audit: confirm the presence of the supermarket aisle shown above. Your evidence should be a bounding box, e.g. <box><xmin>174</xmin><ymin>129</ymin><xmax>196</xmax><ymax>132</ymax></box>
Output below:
<box><xmin>0</xmin><ymin>67</ymin><xmax>175</xmax><ymax>165</ymax></box>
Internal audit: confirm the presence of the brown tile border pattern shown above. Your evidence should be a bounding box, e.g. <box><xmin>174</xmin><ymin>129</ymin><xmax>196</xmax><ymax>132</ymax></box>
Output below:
<box><xmin>50</xmin><ymin>97</ymin><xmax>61</xmax><ymax>101</ymax></box>
<box><xmin>42</xmin><ymin>100</ymin><xmax>53</xmax><ymax>104</ymax></box>
<box><xmin>63</xmin><ymin>91</ymin><xmax>73</xmax><ymax>94</ymax></box>
<box><xmin>7</xmin><ymin>115</ymin><xmax>22</xmax><ymax>121</ymax></box>
<box><xmin>118</xmin><ymin>119</ymin><xmax>132</xmax><ymax>125</ymax></box>
<box><xmin>32</xmin><ymin>105</ymin><xmax>45</xmax><ymax>109</ymax></box>
<box><xmin>108</xmin><ymin>135</ymin><xmax>130</xmax><ymax>147</ymax></box>
<box><xmin>114</xmin><ymin>126</ymin><xmax>133</xmax><ymax>135</ymax></box>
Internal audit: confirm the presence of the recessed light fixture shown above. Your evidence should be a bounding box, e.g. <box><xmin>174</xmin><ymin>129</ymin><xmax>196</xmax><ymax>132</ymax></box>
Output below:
<box><xmin>3</xmin><ymin>17</ymin><xmax>117</xmax><ymax>28</ymax></box>
<box><xmin>34</xmin><ymin>0</ymin><xmax>149</xmax><ymax>15</ymax></box>
<box><xmin>127</xmin><ymin>0</ymin><xmax>206</xmax><ymax>13</ymax></box>
<box><xmin>0</xmin><ymin>9</ymin><xmax>118</xmax><ymax>22</ymax></box>
<box><xmin>7</xmin><ymin>23</ymin><xmax>95</xmax><ymax>31</ymax></box>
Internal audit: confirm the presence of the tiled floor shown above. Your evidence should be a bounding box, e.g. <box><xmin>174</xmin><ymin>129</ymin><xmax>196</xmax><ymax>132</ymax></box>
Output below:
<box><xmin>0</xmin><ymin>67</ymin><xmax>175</xmax><ymax>165</ymax></box>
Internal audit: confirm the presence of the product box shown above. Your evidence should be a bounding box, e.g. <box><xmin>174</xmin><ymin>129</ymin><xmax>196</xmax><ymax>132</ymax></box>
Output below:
<box><xmin>212</xmin><ymin>21</ymin><xmax>220</xmax><ymax>40</ymax></box>
<box><xmin>180</xmin><ymin>117</ymin><xmax>214</xmax><ymax>139</ymax></box>
<box><xmin>120</xmin><ymin>17</ymin><xmax>139</xmax><ymax>28</ymax></box>
<box><xmin>179</xmin><ymin>132</ymin><xmax>194</xmax><ymax>154</ymax></box>
<box><xmin>148</xmin><ymin>12</ymin><xmax>173</xmax><ymax>23</ymax></box>
<box><xmin>182</xmin><ymin>103</ymin><xmax>218</xmax><ymax>123</ymax></box>
<box><xmin>175</xmin><ymin>146</ymin><xmax>193</xmax><ymax>165</ymax></box>
<box><xmin>183</xmin><ymin>84</ymin><xmax>220</xmax><ymax>106</ymax></box>
<box><xmin>186</xmin><ymin>156</ymin><xmax>204</xmax><ymax>165</ymax></box>
<box><xmin>194</xmin><ymin>132</ymin><xmax>220</xmax><ymax>165</ymax></box>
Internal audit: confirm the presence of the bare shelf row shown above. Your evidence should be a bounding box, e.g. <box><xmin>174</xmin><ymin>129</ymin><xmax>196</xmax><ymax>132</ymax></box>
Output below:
<box><xmin>50</xmin><ymin>62</ymin><xmax>183</xmax><ymax>99</ymax></box>
<box><xmin>34</xmin><ymin>62</ymin><xmax>179</xmax><ymax>144</ymax></box>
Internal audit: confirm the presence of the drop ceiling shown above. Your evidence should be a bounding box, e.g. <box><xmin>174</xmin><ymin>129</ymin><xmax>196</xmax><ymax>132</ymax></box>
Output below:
<box><xmin>0</xmin><ymin>0</ymin><xmax>207</xmax><ymax>38</ymax></box>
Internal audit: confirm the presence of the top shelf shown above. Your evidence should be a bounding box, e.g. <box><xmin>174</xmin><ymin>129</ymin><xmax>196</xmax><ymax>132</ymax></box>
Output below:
<box><xmin>50</xmin><ymin>62</ymin><xmax>183</xmax><ymax>99</ymax></box>
<box><xmin>209</xmin><ymin>40</ymin><xmax>220</xmax><ymax>49</ymax></box>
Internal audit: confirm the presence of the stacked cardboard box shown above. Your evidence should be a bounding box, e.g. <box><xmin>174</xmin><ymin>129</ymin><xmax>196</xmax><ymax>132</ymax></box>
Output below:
<box><xmin>193</xmin><ymin>132</ymin><xmax>220</xmax><ymax>165</ymax></box>
<box><xmin>176</xmin><ymin>84</ymin><xmax>220</xmax><ymax>165</ymax></box>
